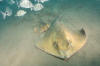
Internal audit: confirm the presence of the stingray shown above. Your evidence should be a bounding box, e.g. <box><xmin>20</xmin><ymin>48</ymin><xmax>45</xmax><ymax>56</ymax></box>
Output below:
<box><xmin>36</xmin><ymin>16</ymin><xmax>87</xmax><ymax>61</ymax></box>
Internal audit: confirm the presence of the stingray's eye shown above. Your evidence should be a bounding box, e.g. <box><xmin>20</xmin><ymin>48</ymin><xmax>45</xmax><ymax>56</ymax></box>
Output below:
<box><xmin>53</xmin><ymin>41</ymin><xmax>59</xmax><ymax>49</ymax></box>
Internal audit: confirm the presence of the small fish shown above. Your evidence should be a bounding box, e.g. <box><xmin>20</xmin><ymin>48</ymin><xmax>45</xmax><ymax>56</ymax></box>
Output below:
<box><xmin>35</xmin><ymin>0</ymin><xmax>49</xmax><ymax>3</ymax></box>
<box><xmin>19</xmin><ymin>0</ymin><xmax>34</xmax><ymax>9</ymax></box>
<box><xmin>0</xmin><ymin>0</ymin><xmax>3</xmax><ymax>2</ymax></box>
<box><xmin>33</xmin><ymin>3</ymin><xmax>44</xmax><ymax>11</ymax></box>
<box><xmin>15</xmin><ymin>10</ymin><xmax>27</xmax><ymax>16</ymax></box>
<box><xmin>1</xmin><ymin>7</ymin><xmax>12</xmax><ymax>20</ymax></box>
<box><xmin>9</xmin><ymin>0</ymin><xmax>15</xmax><ymax>5</ymax></box>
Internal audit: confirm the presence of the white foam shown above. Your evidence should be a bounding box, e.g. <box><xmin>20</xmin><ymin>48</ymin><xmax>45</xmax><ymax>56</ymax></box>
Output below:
<box><xmin>15</xmin><ymin>10</ymin><xmax>27</xmax><ymax>16</ymax></box>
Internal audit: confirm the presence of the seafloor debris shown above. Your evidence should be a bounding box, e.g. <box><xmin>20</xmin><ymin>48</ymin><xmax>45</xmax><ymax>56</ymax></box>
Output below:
<box><xmin>15</xmin><ymin>10</ymin><xmax>27</xmax><ymax>16</ymax></box>
<box><xmin>40</xmin><ymin>24</ymin><xmax>50</xmax><ymax>32</ymax></box>
<box><xmin>34</xmin><ymin>23</ymin><xmax>50</xmax><ymax>33</ymax></box>
<box><xmin>36</xmin><ymin>22</ymin><xmax>87</xmax><ymax>60</ymax></box>
<box><xmin>34</xmin><ymin>27</ymin><xmax>38</xmax><ymax>33</ymax></box>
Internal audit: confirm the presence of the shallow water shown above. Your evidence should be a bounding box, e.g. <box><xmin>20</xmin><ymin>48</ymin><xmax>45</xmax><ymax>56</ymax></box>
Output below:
<box><xmin>0</xmin><ymin>0</ymin><xmax>100</xmax><ymax>66</ymax></box>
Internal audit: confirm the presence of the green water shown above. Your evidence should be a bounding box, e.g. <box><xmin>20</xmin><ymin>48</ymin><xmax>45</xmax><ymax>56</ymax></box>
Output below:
<box><xmin>0</xmin><ymin>0</ymin><xmax>100</xmax><ymax>66</ymax></box>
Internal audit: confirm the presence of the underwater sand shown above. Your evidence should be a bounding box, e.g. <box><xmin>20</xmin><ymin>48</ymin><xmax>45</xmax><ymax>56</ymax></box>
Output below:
<box><xmin>0</xmin><ymin>0</ymin><xmax>100</xmax><ymax>66</ymax></box>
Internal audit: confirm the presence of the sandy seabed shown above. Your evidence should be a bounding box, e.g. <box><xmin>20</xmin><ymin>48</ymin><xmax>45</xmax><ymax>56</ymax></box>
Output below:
<box><xmin>0</xmin><ymin>0</ymin><xmax>100</xmax><ymax>66</ymax></box>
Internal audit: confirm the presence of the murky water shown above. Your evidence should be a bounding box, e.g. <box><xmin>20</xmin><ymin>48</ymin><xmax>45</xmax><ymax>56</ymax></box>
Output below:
<box><xmin>0</xmin><ymin>0</ymin><xmax>100</xmax><ymax>66</ymax></box>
